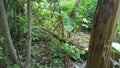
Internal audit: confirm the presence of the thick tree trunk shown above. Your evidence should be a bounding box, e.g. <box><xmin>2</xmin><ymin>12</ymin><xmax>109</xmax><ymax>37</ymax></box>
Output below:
<box><xmin>86</xmin><ymin>0</ymin><xmax>120</xmax><ymax>68</ymax></box>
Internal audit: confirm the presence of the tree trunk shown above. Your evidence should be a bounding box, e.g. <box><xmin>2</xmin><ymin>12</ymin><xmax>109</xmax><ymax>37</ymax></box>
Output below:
<box><xmin>25</xmin><ymin>0</ymin><xmax>32</xmax><ymax>67</ymax></box>
<box><xmin>0</xmin><ymin>12</ymin><xmax>6</xmax><ymax>68</ymax></box>
<box><xmin>86</xmin><ymin>0</ymin><xmax>120</xmax><ymax>68</ymax></box>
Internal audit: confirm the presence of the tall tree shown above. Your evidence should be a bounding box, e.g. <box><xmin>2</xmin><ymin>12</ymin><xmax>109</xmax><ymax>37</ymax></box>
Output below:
<box><xmin>86</xmin><ymin>0</ymin><xmax>120</xmax><ymax>68</ymax></box>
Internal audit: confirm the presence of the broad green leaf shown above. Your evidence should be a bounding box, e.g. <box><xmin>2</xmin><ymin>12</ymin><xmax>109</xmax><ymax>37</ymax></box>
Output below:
<box><xmin>111</xmin><ymin>42</ymin><xmax>120</xmax><ymax>54</ymax></box>
<box><xmin>63</xmin><ymin>15</ymin><xmax>74</xmax><ymax>32</ymax></box>
<box><xmin>64</xmin><ymin>25</ymin><xmax>74</xmax><ymax>32</ymax></box>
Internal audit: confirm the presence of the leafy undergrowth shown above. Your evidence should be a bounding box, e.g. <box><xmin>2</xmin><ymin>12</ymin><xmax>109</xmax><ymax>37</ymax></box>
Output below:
<box><xmin>30</xmin><ymin>32</ymin><xmax>90</xmax><ymax>68</ymax></box>
<box><xmin>30</xmin><ymin>31</ymin><xmax>120</xmax><ymax>68</ymax></box>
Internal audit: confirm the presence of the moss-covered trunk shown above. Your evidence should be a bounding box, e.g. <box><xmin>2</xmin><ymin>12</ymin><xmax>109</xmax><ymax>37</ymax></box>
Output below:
<box><xmin>86</xmin><ymin>0</ymin><xmax>120</xmax><ymax>68</ymax></box>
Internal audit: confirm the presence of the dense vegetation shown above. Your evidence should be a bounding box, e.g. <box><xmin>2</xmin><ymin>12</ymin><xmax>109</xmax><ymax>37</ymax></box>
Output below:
<box><xmin>0</xmin><ymin>0</ymin><xmax>120</xmax><ymax>68</ymax></box>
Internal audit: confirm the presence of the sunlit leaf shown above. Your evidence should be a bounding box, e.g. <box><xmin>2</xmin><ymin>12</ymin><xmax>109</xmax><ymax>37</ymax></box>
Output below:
<box><xmin>83</xmin><ymin>18</ymin><xmax>89</xmax><ymax>23</ymax></box>
<box><xmin>111</xmin><ymin>42</ymin><xmax>120</xmax><ymax>54</ymax></box>
<box><xmin>117</xmin><ymin>24</ymin><xmax>120</xmax><ymax>31</ymax></box>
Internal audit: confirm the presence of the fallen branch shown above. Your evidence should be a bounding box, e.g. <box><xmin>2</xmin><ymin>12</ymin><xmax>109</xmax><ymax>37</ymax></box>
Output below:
<box><xmin>40</xmin><ymin>28</ymin><xmax>66</xmax><ymax>43</ymax></box>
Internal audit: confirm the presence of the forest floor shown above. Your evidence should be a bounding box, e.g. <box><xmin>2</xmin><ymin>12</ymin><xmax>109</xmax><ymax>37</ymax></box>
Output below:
<box><xmin>32</xmin><ymin>31</ymin><xmax>90</xmax><ymax>68</ymax></box>
<box><xmin>68</xmin><ymin>32</ymin><xmax>90</xmax><ymax>68</ymax></box>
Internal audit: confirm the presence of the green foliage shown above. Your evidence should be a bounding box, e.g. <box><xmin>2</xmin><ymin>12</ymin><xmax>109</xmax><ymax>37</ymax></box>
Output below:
<box><xmin>7</xmin><ymin>64</ymin><xmax>20</xmax><ymax>68</ymax></box>
<box><xmin>61</xmin><ymin>43</ymin><xmax>85</xmax><ymax>60</ymax></box>
<box><xmin>0</xmin><ymin>47</ymin><xmax>3</xmax><ymax>60</ymax></box>
<box><xmin>117</xmin><ymin>23</ymin><xmax>120</xmax><ymax>31</ymax></box>
<box><xmin>46</xmin><ymin>0</ymin><xmax>59</xmax><ymax>3</ymax></box>
<box><xmin>30</xmin><ymin>39</ymin><xmax>64</xmax><ymax>67</ymax></box>
<box><xmin>112</xmin><ymin>59</ymin><xmax>120</xmax><ymax>67</ymax></box>
<box><xmin>16</xmin><ymin>15</ymin><xmax>27</xmax><ymax>33</ymax></box>
<box><xmin>77</xmin><ymin>39</ymin><xmax>84</xmax><ymax>45</ymax></box>
<box><xmin>0</xmin><ymin>36</ymin><xmax>5</xmax><ymax>60</ymax></box>
<box><xmin>117</xmin><ymin>23</ymin><xmax>120</xmax><ymax>43</ymax></box>
<box><xmin>31</xmin><ymin>45</ymin><xmax>39</xmax><ymax>56</ymax></box>
<box><xmin>75</xmin><ymin>0</ymin><xmax>97</xmax><ymax>30</ymax></box>
<box><xmin>13</xmin><ymin>64</ymin><xmax>20</xmax><ymax>68</ymax></box>
<box><xmin>117</xmin><ymin>32</ymin><xmax>120</xmax><ymax>43</ymax></box>
<box><xmin>111</xmin><ymin>42</ymin><xmax>120</xmax><ymax>54</ymax></box>
<box><xmin>60</xmin><ymin>0</ymin><xmax>74</xmax><ymax>13</ymax></box>
<box><xmin>3</xmin><ymin>0</ymin><xmax>97</xmax><ymax>67</ymax></box>
<box><xmin>0</xmin><ymin>35</ymin><xmax>6</xmax><ymax>43</ymax></box>
<box><xmin>63</xmin><ymin>15</ymin><xmax>74</xmax><ymax>32</ymax></box>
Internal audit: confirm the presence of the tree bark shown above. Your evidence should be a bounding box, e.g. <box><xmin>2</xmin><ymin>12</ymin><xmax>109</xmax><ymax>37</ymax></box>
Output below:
<box><xmin>86</xmin><ymin>0</ymin><xmax>120</xmax><ymax>68</ymax></box>
<box><xmin>25</xmin><ymin>0</ymin><xmax>32</xmax><ymax>67</ymax></box>
<box><xmin>0</xmin><ymin>11</ymin><xmax>6</xmax><ymax>68</ymax></box>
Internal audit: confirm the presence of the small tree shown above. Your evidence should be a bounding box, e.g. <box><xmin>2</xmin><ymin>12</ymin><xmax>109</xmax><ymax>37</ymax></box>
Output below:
<box><xmin>25</xmin><ymin>0</ymin><xmax>32</xmax><ymax>67</ymax></box>
<box><xmin>86</xmin><ymin>0</ymin><xmax>120</xmax><ymax>68</ymax></box>
<box><xmin>0</xmin><ymin>0</ymin><xmax>23</xmax><ymax>67</ymax></box>
<box><xmin>0</xmin><ymin>0</ymin><xmax>32</xmax><ymax>67</ymax></box>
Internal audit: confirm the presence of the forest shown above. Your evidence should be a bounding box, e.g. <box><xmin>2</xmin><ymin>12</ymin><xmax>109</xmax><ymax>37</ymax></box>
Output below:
<box><xmin>0</xmin><ymin>0</ymin><xmax>120</xmax><ymax>68</ymax></box>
